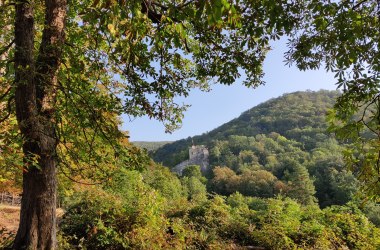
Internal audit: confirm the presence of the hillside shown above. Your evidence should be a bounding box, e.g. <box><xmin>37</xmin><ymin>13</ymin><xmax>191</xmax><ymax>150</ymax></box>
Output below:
<box><xmin>153</xmin><ymin>90</ymin><xmax>340</xmax><ymax>167</ymax></box>
<box><xmin>152</xmin><ymin>90</ymin><xmax>370</xmax><ymax>209</ymax></box>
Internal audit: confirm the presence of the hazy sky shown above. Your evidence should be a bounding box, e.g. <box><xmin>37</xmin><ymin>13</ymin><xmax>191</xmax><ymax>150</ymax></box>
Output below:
<box><xmin>122</xmin><ymin>38</ymin><xmax>337</xmax><ymax>142</ymax></box>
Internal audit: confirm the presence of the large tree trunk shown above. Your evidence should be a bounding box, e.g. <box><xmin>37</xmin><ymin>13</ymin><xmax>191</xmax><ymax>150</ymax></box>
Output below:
<box><xmin>13</xmin><ymin>154</ymin><xmax>58</xmax><ymax>249</ymax></box>
<box><xmin>13</xmin><ymin>0</ymin><xmax>66</xmax><ymax>249</ymax></box>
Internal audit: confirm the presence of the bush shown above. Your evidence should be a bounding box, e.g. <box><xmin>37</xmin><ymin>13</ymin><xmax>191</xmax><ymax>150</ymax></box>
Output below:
<box><xmin>60</xmin><ymin>190</ymin><xmax>130</xmax><ymax>249</ymax></box>
<box><xmin>322</xmin><ymin>205</ymin><xmax>380</xmax><ymax>249</ymax></box>
<box><xmin>60</xmin><ymin>171</ymin><xmax>189</xmax><ymax>249</ymax></box>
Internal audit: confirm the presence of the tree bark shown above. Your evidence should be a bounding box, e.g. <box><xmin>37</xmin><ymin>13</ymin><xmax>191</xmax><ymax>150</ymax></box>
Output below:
<box><xmin>13</xmin><ymin>0</ymin><xmax>66</xmax><ymax>249</ymax></box>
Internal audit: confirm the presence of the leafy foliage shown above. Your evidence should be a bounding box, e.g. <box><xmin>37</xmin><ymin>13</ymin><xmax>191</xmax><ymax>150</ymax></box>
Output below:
<box><xmin>0</xmin><ymin>117</ymin><xmax>22</xmax><ymax>192</ymax></box>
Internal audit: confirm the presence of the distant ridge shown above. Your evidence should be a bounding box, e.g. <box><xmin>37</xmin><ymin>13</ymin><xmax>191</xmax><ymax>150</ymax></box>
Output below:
<box><xmin>132</xmin><ymin>141</ymin><xmax>172</xmax><ymax>152</ymax></box>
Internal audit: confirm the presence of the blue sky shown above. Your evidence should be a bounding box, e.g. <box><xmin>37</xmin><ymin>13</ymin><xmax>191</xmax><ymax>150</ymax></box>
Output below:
<box><xmin>122</xmin><ymin>38</ymin><xmax>337</xmax><ymax>142</ymax></box>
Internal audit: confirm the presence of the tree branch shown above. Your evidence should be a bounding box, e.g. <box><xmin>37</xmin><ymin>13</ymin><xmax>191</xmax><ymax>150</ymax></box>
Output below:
<box><xmin>0</xmin><ymin>39</ymin><xmax>14</xmax><ymax>57</ymax></box>
<box><xmin>0</xmin><ymin>86</ymin><xmax>11</xmax><ymax>101</ymax></box>
<box><xmin>0</xmin><ymin>94</ymin><xmax>13</xmax><ymax>123</ymax></box>
<box><xmin>141</xmin><ymin>0</ymin><xmax>182</xmax><ymax>23</ymax></box>
<box><xmin>353</xmin><ymin>0</ymin><xmax>369</xmax><ymax>10</ymax></box>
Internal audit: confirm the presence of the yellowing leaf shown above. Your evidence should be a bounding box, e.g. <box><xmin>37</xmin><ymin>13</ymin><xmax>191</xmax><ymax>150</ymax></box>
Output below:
<box><xmin>107</xmin><ymin>23</ymin><xmax>116</xmax><ymax>35</ymax></box>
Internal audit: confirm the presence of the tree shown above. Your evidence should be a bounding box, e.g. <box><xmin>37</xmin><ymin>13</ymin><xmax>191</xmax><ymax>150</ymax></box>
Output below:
<box><xmin>182</xmin><ymin>165</ymin><xmax>204</xmax><ymax>180</ymax></box>
<box><xmin>182</xmin><ymin>176</ymin><xmax>207</xmax><ymax>202</ymax></box>
<box><xmin>310</xmin><ymin>156</ymin><xmax>359</xmax><ymax>208</ymax></box>
<box><xmin>239</xmin><ymin>169</ymin><xmax>284</xmax><ymax>198</ymax></box>
<box><xmin>210</xmin><ymin>166</ymin><xmax>239</xmax><ymax>196</ymax></box>
<box><xmin>283</xmin><ymin>160</ymin><xmax>317</xmax><ymax>205</ymax></box>
<box><xmin>1</xmin><ymin>0</ymin><xmax>303</xmax><ymax>248</ymax></box>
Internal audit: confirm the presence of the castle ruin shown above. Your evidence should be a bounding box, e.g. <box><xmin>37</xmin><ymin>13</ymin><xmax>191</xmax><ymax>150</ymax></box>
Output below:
<box><xmin>172</xmin><ymin>145</ymin><xmax>209</xmax><ymax>175</ymax></box>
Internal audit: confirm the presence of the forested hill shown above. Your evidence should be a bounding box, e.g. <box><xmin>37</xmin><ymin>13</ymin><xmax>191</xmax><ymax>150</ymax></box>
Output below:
<box><xmin>153</xmin><ymin>90</ymin><xmax>340</xmax><ymax>167</ymax></box>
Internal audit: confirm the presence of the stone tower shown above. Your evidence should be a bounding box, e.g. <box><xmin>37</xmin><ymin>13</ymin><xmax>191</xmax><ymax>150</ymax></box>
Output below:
<box><xmin>172</xmin><ymin>145</ymin><xmax>209</xmax><ymax>175</ymax></box>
